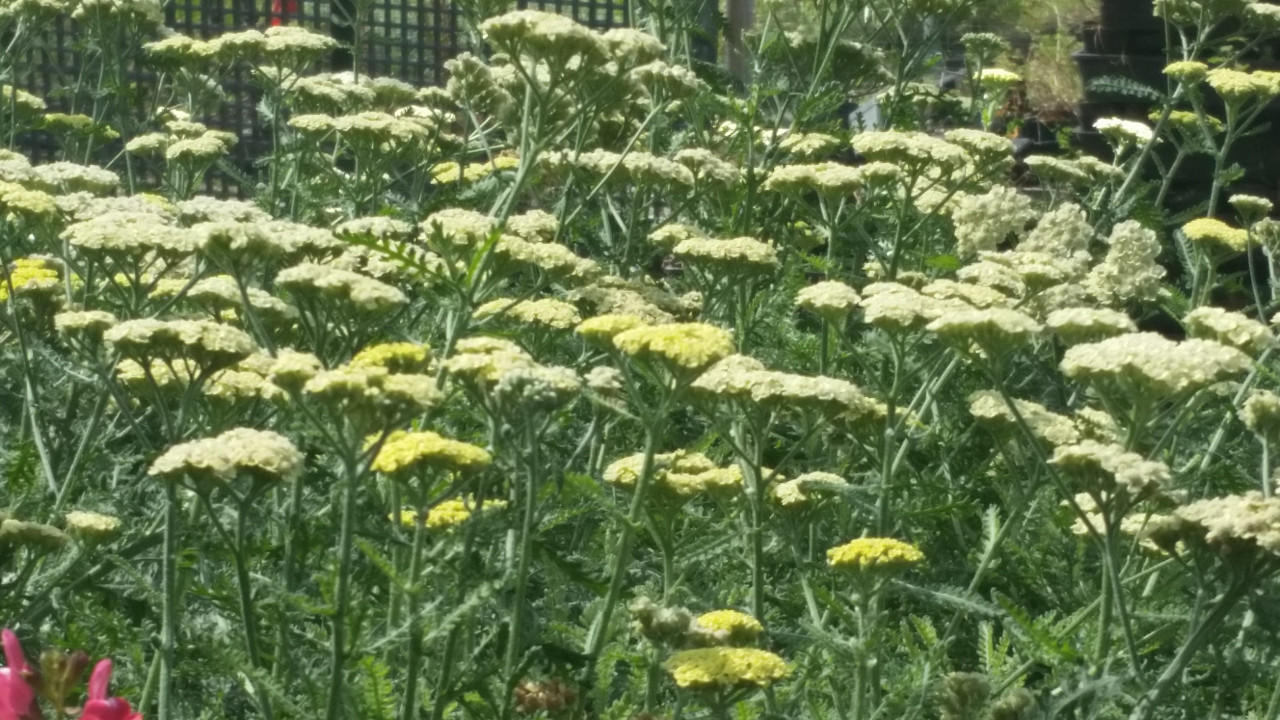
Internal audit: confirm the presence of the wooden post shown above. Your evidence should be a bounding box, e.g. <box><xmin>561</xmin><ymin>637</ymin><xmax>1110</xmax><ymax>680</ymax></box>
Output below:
<box><xmin>726</xmin><ymin>0</ymin><xmax>754</xmax><ymax>81</ymax></box>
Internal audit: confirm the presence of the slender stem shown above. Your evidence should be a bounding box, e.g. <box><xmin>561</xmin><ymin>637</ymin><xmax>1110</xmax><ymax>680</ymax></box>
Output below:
<box><xmin>583</xmin><ymin>419</ymin><xmax>664</xmax><ymax>666</ymax></box>
<box><xmin>159</xmin><ymin>481</ymin><xmax>180</xmax><ymax>720</ymax></box>
<box><xmin>398</xmin><ymin>515</ymin><xmax>427</xmax><ymax>720</ymax></box>
<box><xmin>503</xmin><ymin>448</ymin><xmax>541</xmax><ymax>718</ymax></box>
<box><xmin>1128</xmin><ymin>580</ymin><xmax>1250</xmax><ymax>720</ymax></box>
<box><xmin>324</xmin><ymin>455</ymin><xmax>361</xmax><ymax>720</ymax></box>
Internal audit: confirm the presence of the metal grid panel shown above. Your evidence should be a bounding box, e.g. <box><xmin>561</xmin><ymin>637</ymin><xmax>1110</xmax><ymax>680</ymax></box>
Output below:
<box><xmin>518</xmin><ymin>0</ymin><xmax>629</xmax><ymax>27</ymax></box>
<box><xmin>17</xmin><ymin>0</ymin><xmax>629</xmax><ymax>195</ymax></box>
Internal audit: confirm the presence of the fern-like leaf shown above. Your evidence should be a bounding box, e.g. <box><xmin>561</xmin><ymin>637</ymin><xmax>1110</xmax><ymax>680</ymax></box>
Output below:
<box><xmin>1086</xmin><ymin>75</ymin><xmax>1163</xmax><ymax>102</ymax></box>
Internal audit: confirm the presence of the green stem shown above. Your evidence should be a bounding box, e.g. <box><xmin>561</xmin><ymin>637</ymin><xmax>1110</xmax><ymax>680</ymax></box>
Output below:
<box><xmin>502</xmin><ymin>455</ymin><xmax>541</xmax><ymax>718</ymax></box>
<box><xmin>398</xmin><ymin>516</ymin><xmax>427</xmax><ymax>720</ymax></box>
<box><xmin>583</xmin><ymin>420</ymin><xmax>663</xmax><ymax>667</ymax></box>
<box><xmin>159</xmin><ymin>481</ymin><xmax>179</xmax><ymax>720</ymax></box>
<box><xmin>1128</xmin><ymin>580</ymin><xmax>1250</xmax><ymax>720</ymax></box>
<box><xmin>324</xmin><ymin>456</ymin><xmax>361</xmax><ymax>720</ymax></box>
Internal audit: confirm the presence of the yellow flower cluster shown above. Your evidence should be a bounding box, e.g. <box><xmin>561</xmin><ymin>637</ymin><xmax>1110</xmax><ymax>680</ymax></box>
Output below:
<box><xmin>603</xmin><ymin>450</ymin><xmax>743</xmax><ymax>497</ymax></box>
<box><xmin>393</xmin><ymin>497</ymin><xmax>508</xmax><ymax>530</ymax></box>
<box><xmin>612</xmin><ymin>322</ymin><xmax>734</xmax><ymax>372</ymax></box>
<box><xmin>430</xmin><ymin>155</ymin><xmax>520</xmax><ymax>184</ymax></box>
<box><xmin>1205</xmin><ymin>68</ymin><xmax>1280</xmax><ymax>104</ymax></box>
<box><xmin>1164</xmin><ymin>60</ymin><xmax>1208</xmax><ymax>83</ymax></box>
<box><xmin>1</xmin><ymin>257</ymin><xmax>60</xmax><ymax>301</ymax></box>
<box><xmin>349</xmin><ymin>342</ymin><xmax>433</xmax><ymax>374</ymax></box>
<box><xmin>1182</xmin><ymin>217</ymin><xmax>1250</xmax><ymax>252</ymax></box>
<box><xmin>827</xmin><ymin>537</ymin><xmax>924</xmax><ymax>571</ymax></box>
<box><xmin>372</xmin><ymin>430</ymin><xmax>493</xmax><ymax>476</ymax></box>
<box><xmin>663</xmin><ymin>647</ymin><xmax>790</xmax><ymax>689</ymax></box>
<box><xmin>694</xmin><ymin>610</ymin><xmax>763</xmax><ymax>644</ymax></box>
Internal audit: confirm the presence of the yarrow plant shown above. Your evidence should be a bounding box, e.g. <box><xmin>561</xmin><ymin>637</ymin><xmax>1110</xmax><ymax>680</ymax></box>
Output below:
<box><xmin>3</xmin><ymin>3</ymin><xmax>1280</xmax><ymax>720</ymax></box>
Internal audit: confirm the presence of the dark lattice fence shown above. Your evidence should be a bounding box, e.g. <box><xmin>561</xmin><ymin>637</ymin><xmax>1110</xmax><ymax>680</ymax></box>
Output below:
<box><xmin>15</xmin><ymin>0</ymin><xmax>628</xmax><ymax>195</ymax></box>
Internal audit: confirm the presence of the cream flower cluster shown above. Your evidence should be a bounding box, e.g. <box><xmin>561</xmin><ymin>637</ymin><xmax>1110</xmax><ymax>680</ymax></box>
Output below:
<box><xmin>149</xmin><ymin>428</ymin><xmax>303</xmax><ymax>484</ymax></box>
<box><xmin>1061</xmin><ymin>332</ymin><xmax>1252</xmax><ymax>398</ymax></box>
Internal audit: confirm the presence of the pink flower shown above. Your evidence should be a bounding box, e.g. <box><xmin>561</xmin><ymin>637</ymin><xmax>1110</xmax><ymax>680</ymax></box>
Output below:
<box><xmin>80</xmin><ymin>661</ymin><xmax>140</xmax><ymax>720</ymax></box>
<box><xmin>0</xmin><ymin>629</ymin><xmax>37</xmax><ymax>720</ymax></box>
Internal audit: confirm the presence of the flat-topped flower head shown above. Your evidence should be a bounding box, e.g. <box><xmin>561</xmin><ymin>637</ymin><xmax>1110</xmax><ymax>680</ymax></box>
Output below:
<box><xmin>372</xmin><ymin>430</ymin><xmax>492</xmax><ymax>475</ymax></box>
<box><xmin>1</xmin><ymin>257</ymin><xmax>61</xmax><ymax>302</ymax></box>
<box><xmin>492</xmin><ymin>237</ymin><xmax>600</xmax><ymax>282</ymax></box>
<box><xmin>268</xmin><ymin>349</ymin><xmax>323</xmax><ymax>392</ymax></box>
<box><xmin>277</xmin><ymin>263</ymin><xmax>408</xmax><ymax>312</ymax></box>
<box><xmin>65</xmin><ymin>511</ymin><xmax>121</xmax><ymax>540</ymax></box>
<box><xmin>968</xmin><ymin>390</ymin><xmax>1080</xmax><ymax>447</ymax></box>
<box><xmin>218</xmin><ymin>428</ymin><xmax>304</xmax><ymax>482</ymax></box>
<box><xmin>1184</xmin><ymin>306</ymin><xmax>1273</xmax><ymax>354</ymax></box>
<box><xmin>443</xmin><ymin>336</ymin><xmax>538</xmax><ymax>385</ymax></box>
<box><xmin>778</xmin><ymin>132</ymin><xmax>842</xmax><ymax>159</ymax></box>
<box><xmin>394</xmin><ymin>497</ymin><xmax>508</xmax><ymax>531</ymax></box>
<box><xmin>612</xmin><ymin>322</ymin><xmax>734</xmax><ymax>373</ymax></box>
<box><xmin>1182</xmin><ymin>217</ymin><xmax>1250</xmax><ymax>253</ymax></box>
<box><xmin>943</xmin><ymin>129</ymin><xmax>1014</xmax><ymax>163</ymax></box>
<box><xmin>149</xmin><ymin>428</ymin><xmax>301</xmax><ymax>485</ymax></box>
<box><xmin>105</xmin><ymin>319</ymin><xmax>255</xmax><ymax>368</ymax></box>
<box><xmin>795</xmin><ymin>280</ymin><xmax>861</xmax><ymax>321</ymax></box>
<box><xmin>927</xmin><ymin>307</ymin><xmax>1041</xmax><ymax>352</ymax></box>
<box><xmin>1051</xmin><ymin>440</ymin><xmax>1170</xmax><ymax>496</ymax></box>
<box><xmin>349</xmin><ymin>342</ymin><xmax>432</xmax><ymax>373</ymax></box>
<box><xmin>63</xmin><ymin>211</ymin><xmax>198</xmax><ymax>258</ymax></box>
<box><xmin>601</xmin><ymin>27</ymin><xmax>665</xmax><ymax>66</ymax></box>
<box><xmin>504</xmin><ymin>209</ymin><xmax>560</xmax><ymax>242</ymax></box>
<box><xmin>1158</xmin><ymin>491</ymin><xmax>1280</xmax><ymax>557</ymax></box>
<box><xmin>851</xmin><ymin>130</ymin><xmax>967</xmax><ymax>172</ymax></box>
<box><xmin>663</xmin><ymin>647</ymin><xmax>790</xmax><ymax>689</ymax></box>
<box><xmin>603</xmin><ymin>450</ymin><xmax>741</xmax><ymax>497</ymax></box>
<box><xmin>0</xmin><ymin>518</ymin><xmax>69</xmax><ymax>551</ymax></box>
<box><xmin>1206</xmin><ymin>68</ymin><xmax>1280</xmax><ymax>104</ymax></box>
<box><xmin>694</xmin><ymin>610</ymin><xmax>763</xmax><ymax>645</ymax></box>
<box><xmin>1094</xmin><ymin>117</ymin><xmax>1154</xmax><ymax>145</ymax></box>
<box><xmin>827</xmin><ymin>537</ymin><xmax>923</xmax><ymax>572</ymax></box>
<box><xmin>421</xmin><ymin>208</ymin><xmax>497</xmax><ymax>254</ymax></box>
<box><xmin>576</xmin><ymin>314</ymin><xmax>650</xmax><ymax>344</ymax></box>
<box><xmin>54</xmin><ymin>310</ymin><xmax>118</xmax><ymax>341</ymax></box>
<box><xmin>1229</xmin><ymin>194</ymin><xmax>1273</xmax><ymax>222</ymax></box>
<box><xmin>1164</xmin><ymin>60</ymin><xmax>1208</xmax><ymax>83</ymax></box>
<box><xmin>494</xmin><ymin>365</ymin><xmax>581</xmax><ymax>412</ymax></box>
<box><xmin>480</xmin><ymin>10</ymin><xmax>607</xmax><ymax>64</ymax></box>
<box><xmin>672</xmin><ymin>236</ymin><xmax>779</xmax><ymax>276</ymax></box>
<box><xmin>1062</xmin><ymin>332</ymin><xmax>1252</xmax><ymax>398</ymax></box>
<box><xmin>977</xmin><ymin>68</ymin><xmax>1021</xmax><ymax>88</ymax></box>
<box><xmin>304</xmin><ymin>366</ymin><xmax>442</xmax><ymax>419</ymax></box>
<box><xmin>771</xmin><ymin>471</ymin><xmax>848</xmax><ymax>508</ymax></box>
<box><xmin>1046</xmin><ymin>308</ymin><xmax>1137</xmax><ymax>345</ymax></box>
<box><xmin>1240</xmin><ymin>389</ymin><xmax>1280</xmax><ymax>441</ymax></box>
<box><xmin>475</xmin><ymin>297</ymin><xmax>582</xmax><ymax>331</ymax></box>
